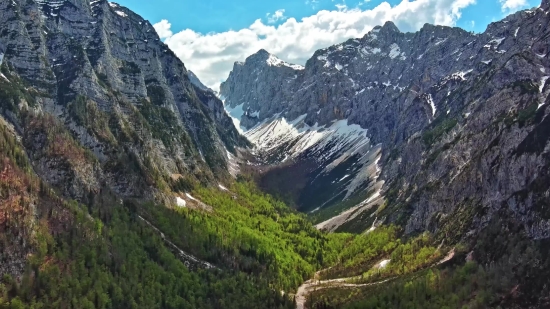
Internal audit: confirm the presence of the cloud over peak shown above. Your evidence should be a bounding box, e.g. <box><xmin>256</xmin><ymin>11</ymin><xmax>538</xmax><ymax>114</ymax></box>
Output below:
<box><xmin>154</xmin><ymin>0</ymin><xmax>478</xmax><ymax>91</ymax></box>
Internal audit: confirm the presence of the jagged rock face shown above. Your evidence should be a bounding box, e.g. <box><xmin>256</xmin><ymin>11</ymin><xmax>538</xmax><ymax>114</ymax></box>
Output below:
<box><xmin>188</xmin><ymin>70</ymin><xmax>214</xmax><ymax>94</ymax></box>
<box><xmin>221</xmin><ymin>3</ymin><xmax>550</xmax><ymax>237</ymax></box>
<box><xmin>221</xmin><ymin>49</ymin><xmax>305</xmax><ymax>129</ymax></box>
<box><xmin>0</xmin><ymin>0</ymin><xmax>247</xmax><ymax>201</ymax></box>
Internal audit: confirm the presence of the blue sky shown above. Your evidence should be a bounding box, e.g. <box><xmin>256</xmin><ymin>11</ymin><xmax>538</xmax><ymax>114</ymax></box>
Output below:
<box><xmin>112</xmin><ymin>0</ymin><xmax>540</xmax><ymax>89</ymax></box>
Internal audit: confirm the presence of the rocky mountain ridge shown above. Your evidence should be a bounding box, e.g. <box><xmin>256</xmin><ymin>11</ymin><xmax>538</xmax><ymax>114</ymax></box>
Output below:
<box><xmin>0</xmin><ymin>0</ymin><xmax>247</xmax><ymax>202</ymax></box>
<box><xmin>221</xmin><ymin>1</ymin><xmax>550</xmax><ymax>237</ymax></box>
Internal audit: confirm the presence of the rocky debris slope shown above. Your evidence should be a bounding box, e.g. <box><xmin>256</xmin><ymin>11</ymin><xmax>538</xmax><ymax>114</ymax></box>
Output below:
<box><xmin>221</xmin><ymin>1</ymin><xmax>550</xmax><ymax>237</ymax></box>
<box><xmin>0</xmin><ymin>0</ymin><xmax>247</xmax><ymax>202</ymax></box>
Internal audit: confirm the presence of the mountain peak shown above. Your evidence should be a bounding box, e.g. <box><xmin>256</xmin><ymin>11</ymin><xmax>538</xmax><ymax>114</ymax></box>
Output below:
<box><xmin>380</xmin><ymin>21</ymin><xmax>400</xmax><ymax>33</ymax></box>
<box><xmin>244</xmin><ymin>49</ymin><xmax>304</xmax><ymax>70</ymax></box>
<box><xmin>542</xmin><ymin>0</ymin><xmax>550</xmax><ymax>10</ymax></box>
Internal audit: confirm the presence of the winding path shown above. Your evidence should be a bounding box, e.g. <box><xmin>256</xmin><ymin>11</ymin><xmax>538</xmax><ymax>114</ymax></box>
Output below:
<box><xmin>295</xmin><ymin>249</ymin><xmax>455</xmax><ymax>309</ymax></box>
<box><xmin>138</xmin><ymin>215</ymin><xmax>217</xmax><ymax>270</ymax></box>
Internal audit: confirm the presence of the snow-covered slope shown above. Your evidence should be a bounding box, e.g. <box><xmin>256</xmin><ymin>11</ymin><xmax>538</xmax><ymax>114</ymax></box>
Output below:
<box><xmin>226</xmin><ymin>104</ymin><xmax>385</xmax><ymax>231</ymax></box>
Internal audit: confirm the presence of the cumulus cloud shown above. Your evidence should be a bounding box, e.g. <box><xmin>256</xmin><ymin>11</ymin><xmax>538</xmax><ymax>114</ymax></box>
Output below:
<box><xmin>153</xmin><ymin>19</ymin><xmax>173</xmax><ymax>40</ymax></box>
<box><xmin>155</xmin><ymin>0</ymin><xmax>478</xmax><ymax>91</ymax></box>
<box><xmin>499</xmin><ymin>0</ymin><xmax>528</xmax><ymax>11</ymax></box>
<box><xmin>267</xmin><ymin>9</ymin><xmax>287</xmax><ymax>24</ymax></box>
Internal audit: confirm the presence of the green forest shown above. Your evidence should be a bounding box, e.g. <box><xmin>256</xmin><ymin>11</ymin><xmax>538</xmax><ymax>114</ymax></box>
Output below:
<box><xmin>1</xmin><ymin>112</ymin><xmax>550</xmax><ymax>309</ymax></box>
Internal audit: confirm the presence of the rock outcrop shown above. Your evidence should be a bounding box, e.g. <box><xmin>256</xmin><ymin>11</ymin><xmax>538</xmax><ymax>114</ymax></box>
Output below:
<box><xmin>0</xmin><ymin>0</ymin><xmax>248</xmax><ymax>201</ymax></box>
<box><xmin>221</xmin><ymin>2</ymin><xmax>550</xmax><ymax>237</ymax></box>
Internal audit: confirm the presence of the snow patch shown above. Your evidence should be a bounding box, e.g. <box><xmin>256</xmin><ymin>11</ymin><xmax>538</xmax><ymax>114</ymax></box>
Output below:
<box><xmin>427</xmin><ymin>94</ymin><xmax>436</xmax><ymax>117</ymax></box>
<box><xmin>489</xmin><ymin>37</ymin><xmax>505</xmax><ymax>47</ymax></box>
<box><xmin>539</xmin><ymin>76</ymin><xmax>549</xmax><ymax>110</ymax></box>
<box><xmin>388</xmin><ymin>43</ymin><xmax>405</xmax><ymax>60</ymax></box>
<box><xmin>361</xmin><ymin>46</ymin><xmax>381</xmax><ymax>56</ymax></box>
<box><xmin>224</xmin><ymin>103</ymin><xmax>246</xmax><ymax>133</ymax></box>
<box><xmin>266</xmin><ymin>54</ymin><xmax>304</xmax><ymax>70</ymax></box>
<box><xmin>218</xmin><ymin>184</ymin><xmax>228</xmax><ymax>191</ymax></box>
<box><xmin>185</xmin><ymin>193</ymin><xmax>198</xmax><ymax>202</ymax></box>
<box><xmin>540</xmin><ymin>76</ymin><xmax>549</xmax><ymax>93</ymax></box>
<box><xmin>176</xmin><ymin>197</ymin><xmax>186</xmax><ymax>207</ymax></box>
<box><xmin>377</xmin><ymin>259</ymin><xmax>391</xmax><ymax>269</ymax></box>
<box><xmin>115</xmin><ymin>10</ymin><xmax>127</xmax><ymax>17</ymax></box>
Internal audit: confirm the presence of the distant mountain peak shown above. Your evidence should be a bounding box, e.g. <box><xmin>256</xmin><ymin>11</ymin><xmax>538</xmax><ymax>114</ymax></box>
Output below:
<box><xmin>245</xmin><ymin>49</ymin><xmax>304</xmax><ymax>70</ymax></box>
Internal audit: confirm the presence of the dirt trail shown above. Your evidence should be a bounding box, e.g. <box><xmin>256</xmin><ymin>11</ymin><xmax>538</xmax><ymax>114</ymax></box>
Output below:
<box><xmin>295</xmin><ymin>249</ymin><xmax>455</xmax><ymax>309</ymax></box>
<box><xmin>138</xmin><ymin>215</ymin><xmax>217</xmax><ymax>270</ymax></box>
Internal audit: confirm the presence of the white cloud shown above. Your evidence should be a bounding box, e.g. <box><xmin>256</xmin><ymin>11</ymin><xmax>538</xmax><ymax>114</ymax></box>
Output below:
<box><xmin>267</xmin><ymin>9</ymin><xmax>287</xmax><ymax>24</ymax></box>
<box><xmin>153</xmin><ymin>19</ymin><xmax>173</xmax><ymax>40</ymax></box>
<box><xmin>499</xmin><ymin>0</ymin><xmax>528</xmax><ymax>11</ymax></box>
<box><xmin>155</xmin><ymin>0</ymin><xmax>479</xmax><ymax>91</ymax></box>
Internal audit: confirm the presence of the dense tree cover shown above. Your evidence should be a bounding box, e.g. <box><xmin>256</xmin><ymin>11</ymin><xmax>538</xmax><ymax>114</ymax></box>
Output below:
<box><xmin>0</xmin><ymin>189</ymin><xmax>296</xmax><ymax>309</ymax></box>
<box><xmin>142</xmin><ymin>180</ymin><xmax>347</xmax><ymax>291</ymax></box>
<box><xmin>320</xmin><ymin>227</ymin><xmax>442</xmax><ymax>282</ymax></box>
<box><xmin>308</xmin><ymin>213</ymin><xmax>550</xmax><ymax>309</ymax></box>
<box><xmin>356</xmin><ymin>232</ymin><xmax>442</xmax><ymax>283</ymax></box>
<box><xmin>308</xmin><ymin>262</ymin><xmax>500</xmax><ymax>309</ymax></box>
<box><xmin>0</xmin><ymin>118</ymin><xmax>299</xmax><ymax>308</ymax></box>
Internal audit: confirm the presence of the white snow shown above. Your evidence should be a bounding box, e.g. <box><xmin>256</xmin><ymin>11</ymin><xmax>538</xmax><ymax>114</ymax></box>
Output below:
<box><xmin>539</xmin><ymin>76</ymin><xmax>549</xmax><ymax>110</ymax></box>
<box><xmin>388</xmin><ymin>43</ymin><xmax>406</xmax><ymax>60</ymax></box>
<box><xmin>540</xmin><ymin>76</ymin><xmax>549</xmax><ymax>93</ymax></box>
<box><xmin>224</xmin><ymin>103</ymin><xmax>245</xmax><ymax>133</ymax></box>
<box><xmin>246</xmin><ymin>115</ymin><xmax>370</xmax><ymax>160</ymax></box>
<box><xmin>176</xmin><ymin>197</ymin><xmax>186</xmax><ymax>207</ymax></box>
<box><xmin>115</xmin><ymin>10</ymin><xmax>127</xmax><ymax>17</ymax></box>
<box><xmin>481</xmin><ymin>59</ymin><xmax>492</xmax><ymax>65</ymax></box>
<box><xmin>108</xmin><ymin>2</ymin><xmax>118</xmax><ymax>7</ymax></box>
<box><xmin>489</xmin><ymin>37</ymin><xmax>505</xmax><ymax>47</ymax></box>
<box><xmin>218</xmin><ymin>184</ymin><xmax>228</xmax><ymax>191</ymax></box>
<box><xmin>454</xmin><ymin>69</ymin><xmax>473</xmax><ymax>80</ymax></box>
<box><xmin>0</xmin><ymin>73</ymin><xmax>10</xmax><ymax>83</ymax></box>
<box><xmin>185</xmin><ymin>193</ymin><xmax>198</xmax><ymax>202</ymax></box>
<box><xmin>266</xmin><ymin>54</ymin><xmax>304</xmax><ymax>70</ymax></box>
<box><xmin>378</xmin><ymin>259</ymin><xmax>391</xmax><ymax>269</ymax></box>
<box><xmin>434</xmin><ymin>38</ymin><xmax>447</xmax><ymax>46</ymax></box>
<box><xmin>361</xmin><ymin>46</ymin><xmax>381</xmax><ymax>56</ymax></box>
<box><xmin>0</xmin><ymin>53</ymin><xmax>4</xmax><ymax>66</ymax></box>
<box><xmin>339</xmin><ymin>175</ymin><xmax>350</xmax><ymax>182</ymax></box>
<box><xmin>514</xmin><ymin>27</ymin><xmax>520</xmax><ymax>37</ymax></box>
<box><xmin>427</xmin><ymin>94</ymin><xmax>436</xmax><ymax>117</ymax></box>
<box><xmin>335</xmin><ymin>63</ymin><xmax>343</xmax><ymax>71</ymax></box>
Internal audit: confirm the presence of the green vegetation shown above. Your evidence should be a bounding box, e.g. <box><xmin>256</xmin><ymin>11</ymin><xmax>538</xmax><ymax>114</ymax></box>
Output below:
<box><xmin>309</xmin><ymin>262</ymin><xmax>500</xmax><ymax>309</ymax></box>
<box><xmin>147</xmin><ymin>180</ymin><xmax>343</xmax><ymax>290</ymax></box>
<box><xmin>137</xmin><ymin>99</ymin><xmax>194</xmax><ymax>150</ymax></box>
<box><xmin>119</xmin><ymin>60</ymin><xmax>141</xmax><ymax>75</ymax></box>
<box><xmin>422</xmin><ymin>118</ymin><xmax>458</xmax><ymax>146</ymax></box>
<box><xmin>146</xmin><ymin>85</ymin><xmax>167</xmax><ymax>106</ymax></box>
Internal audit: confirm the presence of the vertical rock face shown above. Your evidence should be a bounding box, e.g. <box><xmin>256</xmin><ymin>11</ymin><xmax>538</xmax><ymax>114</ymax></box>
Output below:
<box><xmin>221</xmin><ymin>2</ymin><xmax>550</xmax><ymax>236</ymax></box>
<box><xmin>0</xmin><ymin>0</ymin><xmax>247</xmax><ymax>201</ymax></box>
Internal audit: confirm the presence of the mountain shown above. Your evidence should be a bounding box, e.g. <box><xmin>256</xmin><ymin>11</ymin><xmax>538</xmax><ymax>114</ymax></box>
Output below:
<box><xmin>2</xmin><ymin>0</ymin><xmax>550</xmax><ymax>308</ymax></box>
<box><xmin>0</xmin><ymin>0</ymin><xmax>248</xmax><ymax>203</ymax></box>
<box><xmin>221</xmin><ymin>3</ymin><xmax>550</xmax><ymax>238</ymax></box>
<box><xmin>188</xmin><ymin>70</ymin><xmax>216</xmax><ymax>94</ymax></box>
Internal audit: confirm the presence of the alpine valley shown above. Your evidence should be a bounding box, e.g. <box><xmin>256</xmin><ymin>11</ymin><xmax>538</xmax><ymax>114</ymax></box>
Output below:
<box><xmin>1</xmin><ymin>0</ymin><xmax>550</xmax><ymax>308</ymax></box>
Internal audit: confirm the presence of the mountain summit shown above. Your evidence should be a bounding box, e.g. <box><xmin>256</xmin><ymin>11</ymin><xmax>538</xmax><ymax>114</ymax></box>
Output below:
<box><xmin>221</xmin><ymin>2</ymin><xmax>550</xmax><ymax>237</ymax></box>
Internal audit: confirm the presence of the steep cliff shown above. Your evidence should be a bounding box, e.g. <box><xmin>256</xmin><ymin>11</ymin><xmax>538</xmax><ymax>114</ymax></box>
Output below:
<box><xmin>221</xmin><ymin>2</ymin><xmax>550</xmax><ymax>238</ymax></box>
<box><xmin>0</xmin><ymin>0</ymin><xmax>248</xmax><ymax>202</ymax></box>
